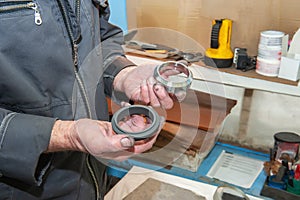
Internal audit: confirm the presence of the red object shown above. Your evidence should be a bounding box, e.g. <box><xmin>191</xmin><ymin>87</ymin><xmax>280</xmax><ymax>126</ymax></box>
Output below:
<box><xmin>294</xmin><ymin>164</ymin><xmax>300</xmax><ymax>180</ymax></box>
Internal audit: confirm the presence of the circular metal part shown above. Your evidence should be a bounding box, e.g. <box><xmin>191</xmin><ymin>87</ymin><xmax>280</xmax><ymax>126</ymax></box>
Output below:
<box><xmin>111</xmin><ymin>105</ymin><xmax>161</xmax><ymax>140</ymax></box>
<box><xmin>213</xmin><ymin>186</ymin><xmax>250</xmax><ymax>200</ymax></box>
<box><xmin>153</xmin><ymin>61</ymin><xmax>193</xmax><ymax>101</ymax></box>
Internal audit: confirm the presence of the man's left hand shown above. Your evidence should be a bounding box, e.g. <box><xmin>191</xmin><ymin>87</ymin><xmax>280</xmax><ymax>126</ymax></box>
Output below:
<box><xmin>114</xmin><ymin>63</ymin><xmax>174</xmax><ymax>109</ymax></box>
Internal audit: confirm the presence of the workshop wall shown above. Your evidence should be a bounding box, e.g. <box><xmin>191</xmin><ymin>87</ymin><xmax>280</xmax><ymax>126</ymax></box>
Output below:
<box><xmin>126</xmin><ymin>0</ymin><xmax>300</xmax><ymax>56</ymax></box>
<box><xmin>125</xmin><ymin>0</ymin><xmax>300</xmax><ymax>152</ymax></box>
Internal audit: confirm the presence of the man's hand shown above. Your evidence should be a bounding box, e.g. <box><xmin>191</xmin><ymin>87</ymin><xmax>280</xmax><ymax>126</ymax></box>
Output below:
<box><xmin>113</xmin><ymin>63</ymin><xmax>174</xmax><ymax>109</ymax></box>
<box><xmin>47</xmin><ymin>119</ymin><xmax>159</xmax><ymax>161</ymax></box>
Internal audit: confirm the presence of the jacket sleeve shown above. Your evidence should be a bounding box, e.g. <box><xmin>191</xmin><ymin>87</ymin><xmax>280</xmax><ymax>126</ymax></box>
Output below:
<box><xmin>0</xmin><ymin>108</ymin><xmax>56</xmax><ymax>186</ymax></box>
<box><xmin>99</xmin><ymin>3</ymin><xmax>136</xmax><ymax>96</ymax></box>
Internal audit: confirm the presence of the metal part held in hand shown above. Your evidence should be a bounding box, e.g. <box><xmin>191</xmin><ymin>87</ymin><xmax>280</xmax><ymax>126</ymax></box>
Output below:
<box><xmin>213</xmin><ymin>186</ymin><xmax>250</xmax><ymax>200</ymax></box>
<box><xmin>153</xmin><ymin>61</ymin><xmax>193</xmax><ymax>102</ymax></box>
<box><xmin>111</xmin><ymin>105</ymin><xmax>161</xmax><ymax>140</ymax></box>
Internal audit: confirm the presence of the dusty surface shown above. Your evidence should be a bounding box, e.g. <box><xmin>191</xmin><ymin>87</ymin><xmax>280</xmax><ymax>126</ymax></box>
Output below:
<box><xmin>123</xmin><ymin>178</ymin><xmax>206</xmax><ymax>200</ymax></box>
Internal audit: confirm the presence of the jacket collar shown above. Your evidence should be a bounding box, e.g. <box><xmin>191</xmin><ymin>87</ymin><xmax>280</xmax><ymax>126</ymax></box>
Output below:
<box><xmin>93</xmin><ymin>0</ymin><xmax>107</xmax><ymax>7</ymax></box>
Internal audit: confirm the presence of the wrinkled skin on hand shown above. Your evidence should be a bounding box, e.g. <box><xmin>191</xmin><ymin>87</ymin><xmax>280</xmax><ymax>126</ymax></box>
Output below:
<box><xmin>72</xmin><ymin>119</ymin><xmax>159</xmax><ymax>161</ymax></box>
<box><xmin>115</xmin><ymin>63</ymin><xmax>174</xmax><ymax>109</ymax></box>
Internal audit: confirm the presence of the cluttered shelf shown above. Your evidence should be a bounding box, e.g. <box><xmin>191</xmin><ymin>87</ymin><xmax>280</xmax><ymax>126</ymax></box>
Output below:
<box><xmin>127</xmin><ymin>51</ymin><xmax>298</xmax><ymax>85</ymax></box>
<box><xmin>126</xmin><ymin>53</ymin><xmax>300</xmax><ymax>96</ymax></box>
<box><xmin>127</xmin><ymin>51</ymin><xmax>298</xmax><ymax>86</ymax></box>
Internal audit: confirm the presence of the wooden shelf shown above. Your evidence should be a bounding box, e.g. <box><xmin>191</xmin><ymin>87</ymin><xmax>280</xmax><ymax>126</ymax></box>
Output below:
<box><xmin>198</xmin><ymin>62</ymin><xmax>298</xmax><ymax>86</ymax></box>
<box><xmin>126</xmin><ymin>54</ymin><xmax>300</xmax><ymax>96</ymax></box>
<box><xmin>126</xmin><ymin>52</ymin><xmax>299</xmax><ymax>86</ymax></box>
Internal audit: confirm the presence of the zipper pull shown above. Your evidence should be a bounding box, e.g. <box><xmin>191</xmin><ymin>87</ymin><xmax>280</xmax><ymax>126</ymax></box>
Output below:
<box><xmin>73</xmin><ymin>43</ymin><xmax>79</xmax><ymax>67</ymax></box>
<box><xmin>28</xmin><ymin>2</ymin><xmax>42</xmax><ymax>25</ymax></box>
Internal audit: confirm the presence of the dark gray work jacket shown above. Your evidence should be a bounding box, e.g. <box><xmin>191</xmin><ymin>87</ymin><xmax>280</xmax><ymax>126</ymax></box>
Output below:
<box><xmin>0</xmin><ymin>0</ymin><xmax>134</xmax><ymax>199</ymax></box>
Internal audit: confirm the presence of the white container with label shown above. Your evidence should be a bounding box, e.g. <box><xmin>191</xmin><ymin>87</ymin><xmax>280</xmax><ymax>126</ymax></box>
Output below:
<box><xmin>259</xmin><ymin>30</ymin><xmax>285</xmax><ymax>47</ymax></box>
<box><xmin>256</xmin><ymin>30</ymin><xmax>285</xmax><ymax>77</ymax></box>
<box><xmin>256</xmin><ymin>57</ymin><xmax>281</xmax><ymax>77</ymax></box>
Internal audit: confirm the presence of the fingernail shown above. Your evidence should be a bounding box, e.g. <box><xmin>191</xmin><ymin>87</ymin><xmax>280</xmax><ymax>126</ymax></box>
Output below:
<box><xmin>120</xmin><ymin>101</ymin><xmax>131</xmax><ymax>107</ymax></box>
<box><xmin>147</xmin><ymin>77</ymin><xmax>156</xmax><ymax>85</ymax></box>
<box><xmin>142</xmin><ymin>79</ymin><xmax>147</xmax><ymax>86</ymax></box>
<box><xmin>120</xmin><ymin>137</ymin><xmax>135</xmax><ymax>148</ymax></box>
<box><xmin>154</xmin><ymin>84</ymin><xmax>160</xmax><ymax>92</ymax></box>
<box><xmin>175</xmin><ymin>90</ymin><xmax>187</xmax><ymax>102</ymax></box>
<box><xmin>154</xmin><ymin>84</ymin><xmax>166</xmax><ymax>96</ymax></box>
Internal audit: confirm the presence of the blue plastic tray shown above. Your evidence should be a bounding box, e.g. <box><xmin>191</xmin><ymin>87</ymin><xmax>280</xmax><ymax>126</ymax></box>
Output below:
<box><xmin>107</xmin><ymin>142</ymin><xmax>269</xmax><ymax>197</ymax></box>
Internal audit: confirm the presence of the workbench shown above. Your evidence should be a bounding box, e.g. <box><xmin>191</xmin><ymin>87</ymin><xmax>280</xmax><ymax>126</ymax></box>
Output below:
<box><xmin>106</xmin><ymin>142</ymin><xmax>269</xmax><ymax>199</ymax></box>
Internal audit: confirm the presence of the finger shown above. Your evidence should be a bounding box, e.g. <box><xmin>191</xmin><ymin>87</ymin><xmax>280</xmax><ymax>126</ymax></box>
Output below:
<box><xmin>140</xmin><ymin>79</ymin><xmax>150</xmax><ymax>104</ymax></box>
<box><xmin>174</xmin><ymin>90</ymin><xmax>187</xmax><ymax>102</ymax></box>
<box><xmin>132</xmin><ymin>117</ymin><xmax>164</xmax><ymax>148</ymax></box>
<box><xmin>129</xmin><ymin>117</ymin><xmax>165</xmax><ymax>153</ymax></box>
<box><xmin>159</xmin><ymin>63</ymin><xmax>182</xmax><ymax>78</ymax></box>
<box><xmin>147</xmin><ymin>77</ymin><xmax>160</xmax><ymax>107</ymax></box>
<box><xmin>160</xmin><ymin>68</ymin><xmax>182</xmax><ymax>79</ymax></box>
<box><xmin>159</xmin><ymin>116</ymin><xmax>166</xmax><ymax>129</ymax></box>
<box><xmin>110</xmin><ymin>134</ymin><xmax>135</xmax><ymax>150</ymax></box>
<box><xmin>131</xmin><ymin>129</ymin><xmax>161</xmax><ymax>154</ymax></box>
<box><xmin>177</xmin><ymin>60</ymin><xmax>189</xmax><ymax>66</ymax></box>
<box><xmin>153</xmin><ymin>84</ymin><xmax>174</xmax><ymax>109</ymax></box>
<box><xmin>132</xmin><ymin>134</ymin><xmax>159</xmax><ymax>154</ymax></box>
<box><xmin>120</xmin><ymin>136</ymin><xmax>135</xmax><ymax>148</ymax></box>
<box><xmin>120</xmin><ymin>101</ymin><xmax>131</xmax><ymax>107</ymax></box>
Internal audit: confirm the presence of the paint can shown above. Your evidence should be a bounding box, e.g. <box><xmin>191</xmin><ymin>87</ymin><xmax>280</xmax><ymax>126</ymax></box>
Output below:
<box><xmin>259</xmin><ymin>30</ymin><xmax>285</xmax><ymax>46</ymax></box>
<box><xmin>256</xmin><ymin>30</ymin><xmax>284</xmax><ymax>77</ymax></box>
<box><xmin>273</xmin><ymin>132</ymin><xmax>300</xmax><ymax>161</ymax></box>
<box><xmin>256</xmin><ymin>57</ymin><xmax>281</xmax><ymax>77</ymax></box>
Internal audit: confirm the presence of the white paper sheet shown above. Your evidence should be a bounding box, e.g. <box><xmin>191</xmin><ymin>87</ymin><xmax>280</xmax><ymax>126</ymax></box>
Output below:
<box><xmin>207</xmin><ymin>150</ymin><xmax>264</xmax><ymax>188</ymax></box>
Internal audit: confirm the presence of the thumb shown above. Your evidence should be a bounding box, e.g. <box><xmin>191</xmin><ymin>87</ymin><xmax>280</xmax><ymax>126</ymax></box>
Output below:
<box><xmin>159</xmin><ymin>116</ymin><xmax>166</xmax><ymax>129</ymax></box>
<box><xmin>111</xmin><ymin>134</ymin><xmax>135</xmax><ymax>149</ymax></box>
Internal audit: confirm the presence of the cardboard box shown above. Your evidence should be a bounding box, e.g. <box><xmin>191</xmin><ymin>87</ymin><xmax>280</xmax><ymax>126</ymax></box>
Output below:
<box><xmin>278</xmin><ymin>56</ymin><xmax>300</xmax><ymax>81</ymax></box>
<box><xmin>278</xmin><ymin>28</ymin><xmax>300</xmax><ymax>81</ymax></box>
<box><xmin>126</xmin><ymin>0</ymin><xmax>300</xmax><ymax>57</ymax></box>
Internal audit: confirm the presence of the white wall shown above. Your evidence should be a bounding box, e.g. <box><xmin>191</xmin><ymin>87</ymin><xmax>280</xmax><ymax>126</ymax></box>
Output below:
<box><xmin>247</xmin><ymin>91</ymin><xmax>300</xmax><ymax>149</ymax></box>
<box><xmin>192</xmin><ymin>79</ymin><xmax>300</xmax><ymax>152</ymax></box>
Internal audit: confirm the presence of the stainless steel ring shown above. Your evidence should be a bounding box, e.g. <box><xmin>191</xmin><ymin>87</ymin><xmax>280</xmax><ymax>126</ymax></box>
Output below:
<box><xmin>153</xmin><ymin>61</ymin><xmax>193</xmax><ymax>95</ymax></box>
<box><xmin>111</xmin><ymin>105</ymin><xmax>161</xmax><ymax>140</ymax></box>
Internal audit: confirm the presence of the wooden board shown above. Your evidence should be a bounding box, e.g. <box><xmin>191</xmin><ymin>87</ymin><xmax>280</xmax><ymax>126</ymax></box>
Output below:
<box><xmin>108</xmin><ymin>89</ymin><xmax>237</xmax><ymax>131</ymax></box>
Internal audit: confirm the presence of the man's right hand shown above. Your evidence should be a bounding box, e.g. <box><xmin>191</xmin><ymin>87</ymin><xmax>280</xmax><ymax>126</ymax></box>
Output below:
<box><xmin>47</xmin><ymin>119</ymin><xmax>159</xmax><ymax>161</ymax></box>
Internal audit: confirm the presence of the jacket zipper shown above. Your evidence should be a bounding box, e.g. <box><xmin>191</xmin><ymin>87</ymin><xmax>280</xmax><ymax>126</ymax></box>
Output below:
<box><xmin>74</xmin><ymin>0</ymin><xmax>80</xmax><ymax>24</ymax></box>
<box><xmin>56</xmin><ymin>0</ymin><xmax>99</xmax><ymax>199</ymax></box>
<box><xmin>0</xmin><ymin>2</ymin><xmax>42</xmax><ymax>25</ymax></box>
<box><xmin>56</xmin><ymin>0</ymin><xmax>92</xmax><ymax>118</ymax></box>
